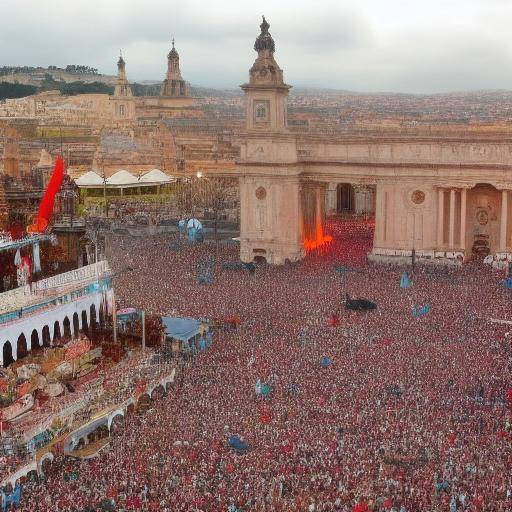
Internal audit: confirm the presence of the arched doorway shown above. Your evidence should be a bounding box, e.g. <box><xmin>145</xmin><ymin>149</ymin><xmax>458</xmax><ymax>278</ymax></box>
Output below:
<box><xmin>467</xmin><ymin>184</ymin><xmax>502</xmax><ymax>259</ymax></box>
<box><xmin>90</xmin><ymin>304</ymin><xmax>97</xmax><ymax>331</ymax></box>
<box><xmin>17</xmin><ymin>334</ymin><xmax>28</xmax><ymax>360</ymax></box>
<box><xmin>72</xmin><ymin>313</ymin><xmax>79</xmax><ymax>338</ymax></box>
<box><xmin>3</xmin><ymin>341</ymin><xmax>14</xmax><ymax>367</ymax></box>
<box><xmin>337</xmin><ymin>183</ymin><xmax>354</xmax><ymax>213</ymax></box>
<box><xmin>81</xmin><ymin>311</ymin><xmax>89</xmax><ymax>335</ymax></box>
<box><xmin>53</xmin><ymin>321</ymin><xmax>62</xmax><ymax>343</ymax></box>
<box><xmin>63</xmin><ymin>317</ymin><xmax>72</xmax><ymax>339</ymax></box>
<box><xmin>42</xmin><ymin>326</ymin><xmax>51</xmax><ymax>347</ymax></box>
<box><xmin>109</xmin><ymin>414</ymin><xmax>124</xmax><ymax>435</ymax></box>
<box><xmin>31</xmin><ymin>329</ymin><xmax>40</xmax><ymax>350</ymax></box>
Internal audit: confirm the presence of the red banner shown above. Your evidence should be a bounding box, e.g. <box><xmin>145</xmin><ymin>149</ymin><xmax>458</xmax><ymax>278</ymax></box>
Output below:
<box><xmin>28</xmin><ymin>156</ymin><xmax>65</xmax><ymax>233</ymax></box>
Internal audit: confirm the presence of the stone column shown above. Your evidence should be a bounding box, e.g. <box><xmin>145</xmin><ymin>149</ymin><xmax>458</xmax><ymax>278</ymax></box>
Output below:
<box><xmin>374</xmin><ymin>184</ymin><xmax>383</xmax><ymax>246</ymax></box>
<box><xmin>449</xmin><ymin>189</ymin><xmax>456</xmax><ymax>249</ymax></box>
<box><xmin>460</xmin><ymin>188</ymin><xmax>467</xmax><ymax>251</ymax></box>
<box><xmin>437</xmin><ymin>188</ymin><xmax>444</xmax><ymax>247</ymax></box>
<box><xmin>500</xmin><ymin>189</ymin><xmax>508</xmax><ymax>252</ymax></box>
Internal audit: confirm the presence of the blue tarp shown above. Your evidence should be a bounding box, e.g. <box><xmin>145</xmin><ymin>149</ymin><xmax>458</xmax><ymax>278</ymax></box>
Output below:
<box><xmin>504</xmin><ymin>278</ymin><xmax>512</xmax><ymax>289</ymax></box>
<box><xmin>412</xmin><ymin>305</ymin><xmax>430</xmax><ymax>317</ymax></box>
<box><xmin>228</xmin><ymin>435</ymin><xmax>249</xmax><ymax>453</ymax></box>
<box><xmin>2</xmin><ymin>485</ymin><xmax>22</xmax><ymax>511</ymax></box>
<box><xmin>162</xmin><ymin>317</ymin><xmax>202</xmax><ymax>342</ymax></box>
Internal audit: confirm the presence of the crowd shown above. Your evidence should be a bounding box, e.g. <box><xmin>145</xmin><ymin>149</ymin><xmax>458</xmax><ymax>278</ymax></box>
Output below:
<box><xmin>10</xmin><ymin>220</ymin><xmax>512</xmax><ymax>511</ymax></box>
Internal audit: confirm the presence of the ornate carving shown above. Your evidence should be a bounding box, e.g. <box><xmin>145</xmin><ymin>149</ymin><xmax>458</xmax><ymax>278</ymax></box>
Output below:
<box><xmin>411</xmin><ymin>190</ymin><xmax>425</xmax><ymax>205</ymax></box>
<box><xmin>254</xmin><ymin>16</ymin><xmax>275</xmax><ymax>53</ymax></box>
<box><xmin>255</xmin><ymin>186</ymin><xmax>267</xmax><ymax>200</ymax></box>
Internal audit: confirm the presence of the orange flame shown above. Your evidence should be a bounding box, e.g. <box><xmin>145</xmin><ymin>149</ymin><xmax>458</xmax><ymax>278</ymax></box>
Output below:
<box><xmin>304</xmin><ymin>223</ymin><xmax>333</xmax><ymax>251</ymax></box>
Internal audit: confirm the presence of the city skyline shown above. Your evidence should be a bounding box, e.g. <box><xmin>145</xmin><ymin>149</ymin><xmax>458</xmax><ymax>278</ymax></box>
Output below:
<box><xmin>2</xmin><ymin>0</ymin><xmax>512</xmax><ymax>93</ymax></box>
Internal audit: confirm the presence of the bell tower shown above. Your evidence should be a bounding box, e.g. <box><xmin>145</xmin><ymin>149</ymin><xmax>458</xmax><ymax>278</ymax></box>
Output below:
<box><xmin>161</xmin><ymin>39</ymin><xmax>191</xmax><ymax>97</ymax></box>
<box><xmin>238</xmin><ymin>17</ymin><xmax>307</xmax><ymax>265</ymax></box>
<box><xmin>111</xmin><ymin>52</ymin><xmax>135</xmax><ymax>121</ymax></box>
<box><xmin>241</xmin><ymin>16</ymin><xmax>290</xmax><ymax>132</ymax></box>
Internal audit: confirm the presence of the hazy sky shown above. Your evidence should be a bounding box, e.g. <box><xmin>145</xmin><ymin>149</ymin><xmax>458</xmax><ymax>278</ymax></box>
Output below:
<box><xmin>2</xmin><ymin>0</ymin><xmax>512</xmax><ymax>93</ymax></box>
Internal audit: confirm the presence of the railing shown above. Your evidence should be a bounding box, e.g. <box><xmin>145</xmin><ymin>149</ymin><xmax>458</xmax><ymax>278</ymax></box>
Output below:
<box><xmin>32</xmin><ymin>261</ymin><xmax>109</xmax><ymax>293</ymax></box>
<box><xmin>0</xmin><ymin>262</ymin><xmax>111</xmax><ymax>324</ymax></box>
<box><xmin>0</xmin><ymin>277</ymin><xmax>112</xmax><ymax>326</ymax></box>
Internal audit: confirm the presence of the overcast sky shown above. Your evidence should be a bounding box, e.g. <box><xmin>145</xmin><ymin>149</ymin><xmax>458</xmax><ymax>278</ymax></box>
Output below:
<box><xmin>1</xmin><ymin>0</ymin><xmax>512</xmax><ymax>93</ymax></box>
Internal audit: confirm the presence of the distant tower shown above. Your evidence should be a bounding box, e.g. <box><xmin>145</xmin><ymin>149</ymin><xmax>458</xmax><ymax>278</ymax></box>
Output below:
<box><xmin>161</xmin><ymin>39</ymin><xmax>190</xmax><ymax>97</ymax></box>
<box><xmin>112</xmin><ymin>52</ymin><xmax>135</xmax><ymax>120</ymax></box>
<box><xmin>114</xmin><ymin>52</ymin><xmax>133</xmax><ymax>98</ymax></box>
<box><xmin>241</xmin><ymin>16</ymin><xmax>291</xmax><ymax>132</ymax></box>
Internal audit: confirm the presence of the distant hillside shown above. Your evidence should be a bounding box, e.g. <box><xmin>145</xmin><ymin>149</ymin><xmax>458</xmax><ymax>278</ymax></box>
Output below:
<box><xmin>0</xmin><ymin>66</ymin><xmax>117</xmax><ymax>86</ymax></box>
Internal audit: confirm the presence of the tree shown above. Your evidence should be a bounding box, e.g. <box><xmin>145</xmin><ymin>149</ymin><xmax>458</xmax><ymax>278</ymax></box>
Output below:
<box><xmin>192</xmin><ymin>176</ymin><xmax>237</xmax><ymax>255</ymax></box>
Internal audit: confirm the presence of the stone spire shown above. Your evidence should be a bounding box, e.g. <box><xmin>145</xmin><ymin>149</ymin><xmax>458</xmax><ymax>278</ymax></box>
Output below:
<box><xmin>248</xmin><ymin>16</ymin><xmax>285</xmax><ymax>86</ymax></box>
<box><xmin>166</xmin><ymin>38</ymin><xmax>182</xmax><ymax>80</ymax></box>
<box><xmin>114</xmin><ymin>51</ymin><xmax>132</xmax><ymax>97</ymax></box>
<box><xmin>161</xmin><ymin>38</ymin><xmax>190</xmax><ymax>97</ymax></box>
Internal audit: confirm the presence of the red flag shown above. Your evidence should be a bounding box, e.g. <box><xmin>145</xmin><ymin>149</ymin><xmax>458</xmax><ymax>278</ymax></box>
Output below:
<box><xmin>28</xmin><ymin>156</ymin><xmax>65</xmax><ymax>233</ymax></box>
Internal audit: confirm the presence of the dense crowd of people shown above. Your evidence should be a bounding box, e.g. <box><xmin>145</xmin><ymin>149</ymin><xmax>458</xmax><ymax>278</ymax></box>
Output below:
<box><xmin>10</xmin><ymin>220</ymin><xmax>512</xmax><ymax>510</ymax></box>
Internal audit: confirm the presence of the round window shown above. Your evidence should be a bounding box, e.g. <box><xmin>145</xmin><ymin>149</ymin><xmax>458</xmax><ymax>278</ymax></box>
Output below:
<box><xmin>411</xmin><ymin>190</ymin><xmax>425</xmax><ymax>204</ymax></box>
<box><xmin>255</xmin><ymin>187</ymin><xmax>267</xmax><ymax>200</ymax></box>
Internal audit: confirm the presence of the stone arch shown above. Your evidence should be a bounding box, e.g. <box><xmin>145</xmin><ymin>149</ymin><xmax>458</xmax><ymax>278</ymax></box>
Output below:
<box><xmin>98</xmin><ymin>304</ymin><xmax>105</xmax><ymax>328</ymax></box>
<box><xmin>31</xmin><ymin>329</ymin><xmax>41</xmax><ymax>350</ymax></box>
<box><xmin>81</xmin><ymin>310</ymin><xmax>89</xmax><ymax>334</ymax></box>
<box><xmin>136</xmin><ymin>393</ymin><xmax>151</xmax><ymax>413</ymax></box>
<box><xmin>3</xmin><ymin>340</ymin><xmax>14</xmax><ymax>367</ymax></box>
<box><xmin>53</xmin><ymin>321</ymin><xmax>62</xmax><ymax>343</ymax></box>
<box><xmin>72</xmin><ymin>312</ymin><xmax>80</xmax><ymax>338</ymax></box>
<box><xmin>16</xmin><ymin>333</ymin><xmax>28</xmax><ymax>360</ymax></box>
<box><xmin>63</xmin><ymin>316</ymin><xmax>72</xmax><ymax>339</ymax></box>
<box><xmin>151</xmin><ymin>384</ymin><xmax>165</xmax><ymax>401</ymax></box>
<box><xmin>108</xmin><ymin>411</ymin><xmax>125</xmax><ymax>432</ymax></box>
<box><xmin>38</xmin><ymin>452</ymin><xmax>54</xmax><ymax>476</ymax></box>
<box><xmin>90</xmin><ymin>303</ymin><xmax>98</xmax><ymax>331</ymax></box>
<box><xmin>42</xmin><ymin>325</ymin><xmax>51</xmax><ymax>347</ymax></box>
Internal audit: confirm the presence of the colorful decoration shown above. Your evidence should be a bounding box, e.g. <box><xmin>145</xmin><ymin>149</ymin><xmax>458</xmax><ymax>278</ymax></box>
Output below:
<box><xmin>28</xmin><ymin>156</ymin><xmax>65</xmax><ymax>233</ymax></box>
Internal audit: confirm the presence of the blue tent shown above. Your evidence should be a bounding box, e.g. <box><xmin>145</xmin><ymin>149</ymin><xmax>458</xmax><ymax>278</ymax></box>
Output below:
<box><xmin>504</xmin><ymin>278</ymin><xmax>512</xmax><ymax>289</ymax></box>
<box><xmin>321</xmin><ymin>356</ymin><xmax>332</xmax><ymax>368</ymax></box>
<box><xmin>162</xmin><ymin>317</ymin><xmax>202</xmax><ymax>343</ymax></box>
<box><xmin>228</xmin><ymin>435</ymin><xmax>249</xmax><ymax>453</ymax></box>
<box><xmin>400</xmin><ymin>272</ymin><xmax>411</xmax><ymax>289</ymax></box>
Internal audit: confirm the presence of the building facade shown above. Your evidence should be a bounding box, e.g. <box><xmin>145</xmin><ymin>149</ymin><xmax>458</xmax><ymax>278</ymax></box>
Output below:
<box><xmin>236</xmin><ymin>18</ymin><xmax>512</xmax><ymax>266</ymax></box>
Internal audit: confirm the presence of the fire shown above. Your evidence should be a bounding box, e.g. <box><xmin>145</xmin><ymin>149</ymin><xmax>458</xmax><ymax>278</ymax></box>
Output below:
<box><xmin>304</xmin><ymin>223</ymin><xmax>333</xmax><ymax>251</ymax></box>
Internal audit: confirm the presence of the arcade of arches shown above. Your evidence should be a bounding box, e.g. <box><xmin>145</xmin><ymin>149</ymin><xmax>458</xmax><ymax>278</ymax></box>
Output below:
<box><xmin>1</xmin><ymin>303</ymin><xmax>102</xmax><ymax>368</ymax></box>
